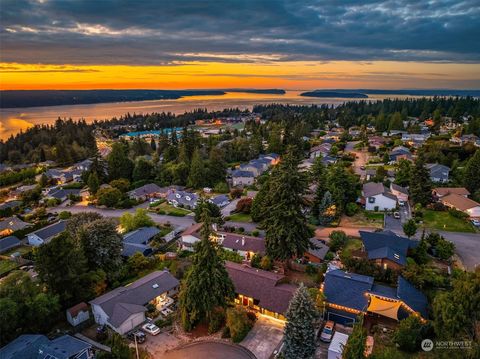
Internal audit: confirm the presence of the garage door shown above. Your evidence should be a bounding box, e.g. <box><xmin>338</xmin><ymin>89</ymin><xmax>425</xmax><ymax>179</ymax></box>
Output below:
<box><xmin>327</xmin><ymin>312</ymin><xmax>355</xmax><ymax>326</ymax></box>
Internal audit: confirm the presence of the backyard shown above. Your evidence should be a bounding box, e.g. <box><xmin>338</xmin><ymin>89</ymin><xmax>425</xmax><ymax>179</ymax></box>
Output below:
<box><xmin>422</xmin><ymin>210</ymin><xmax>476</xmax><ymax>233</ymax></box>
<box><xmin>341</xmin><ymin>210</ymin><xmax>384</xmax><ymax>228</ymax></box>
<box><xmin>0</xmin><ymin>258</ymin><xmax>20</xmax><ymax>276</ymax></box>
<box><xmin>228</xmin><ymin>213</ymin><xmax>253</xmax><ymax>223</ymax></box>
<box><xmin>342</xmin><ymin>238</ymin><xmax>363</xmax><ymax>257</ymax></box>
<box><xmin>151</xmin><ymin>202</ymin><xmax>191</xmax><ymax>216</ymax></box>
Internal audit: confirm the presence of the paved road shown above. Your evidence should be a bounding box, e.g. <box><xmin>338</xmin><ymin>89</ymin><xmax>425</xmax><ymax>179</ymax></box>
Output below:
<box><xmin>50</xmin><ymin>203</ymin><xmax>259</xmax><ymax>233</ymax></box>
<box><xmin>384</xmin><ymin>203</ymin><xmax>411</xmax><ymax>232</ymax></box>
<box><xmin>316</xmin><ymin>225</ymin><xmax>480</xmax><ymax>271</ymax></box>
<box><xmin>221</xmin><ymin>198</ymin><xmax>240</xmax><ymax>216</ymax></box>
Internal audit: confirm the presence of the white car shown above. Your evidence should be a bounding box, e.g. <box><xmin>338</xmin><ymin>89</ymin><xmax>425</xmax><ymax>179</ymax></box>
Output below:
<box><xmin>142</xmin><ymin>323</ymin><xmax>161</xmax><ymax>336</ymax></box>
<box><xmin>398</xmin><ymin>200</ymin><xmax>405</xmax><ymax>206</ymax></box>
<box><xmin>471</xmin><ymin>219</ymin><xmax>480</xmax><ymax>227</ymax></box>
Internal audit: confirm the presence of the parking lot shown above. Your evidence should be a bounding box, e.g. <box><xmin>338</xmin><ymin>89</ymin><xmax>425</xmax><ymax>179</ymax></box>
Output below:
<box><xmin>240</xmin><ymin>315</ymin><xmax>284</xmax><ymax>359</ymax></box>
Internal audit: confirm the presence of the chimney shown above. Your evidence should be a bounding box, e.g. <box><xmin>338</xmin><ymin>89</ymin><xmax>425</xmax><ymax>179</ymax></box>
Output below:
<box><xmin>241</xmin><ymin>236</ymin><xmax>245</xmax><ymax>246</ymax></box>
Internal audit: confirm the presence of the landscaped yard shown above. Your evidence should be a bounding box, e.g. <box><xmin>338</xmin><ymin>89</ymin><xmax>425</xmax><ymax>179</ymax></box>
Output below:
<box><xmin>228</xmin><ymin>213</ymin><xmax>252</xmax><ymax>223</ymax></box>
<box><xmin>422</xmin><ymin>210</ymin><xmax>476</xmax><ymax>233</ymax></box>
<box><xmin>152</xmin><ymin>202</ymin><xmax>191</xmax><ymax>216</ymax></box>
<box><xmin>342</xmin><ymin>238</ymin><xmax>363</xmax><ymax>257</ymax></box>
<box><xmin>0</xmin><ymin>258</ymin><xmax>20</xmax><ymax>276</ymax></box>
<box><xmin>3</xmin><ymin>245</ymin><xmax>32</xmax><ymax>257</ymax></box>
<box><xmin>341</xmin><ymin>211</ymin><xmax>384</xmax><ymax>228</ymax></box>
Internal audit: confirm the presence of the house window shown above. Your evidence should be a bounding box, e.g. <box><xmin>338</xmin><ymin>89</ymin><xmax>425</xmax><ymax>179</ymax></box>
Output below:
<box><xmin>368</xmin><ymin>197</ymin><xmax>376</xmax><ymax>203</ymax></box>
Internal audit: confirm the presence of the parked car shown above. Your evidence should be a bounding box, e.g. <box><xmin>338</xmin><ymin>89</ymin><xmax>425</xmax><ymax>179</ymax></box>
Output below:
<box><xmin>142</xmin><ymin>323</ymin><xmax>161</xmax><ymax>336</ymax></box>
<box><xmin>393</xmin><ymin>212</ymin><xmax>400</xmax><ymax>219</ymax></box>
<box><xmin>319</xmin><ymin>321</ymin><xmax>335</xmax><ymax>343</ymax></box>
<box><xmin>127</xmin><ymin>330</ymin><xmax>146</xmax><ymax>344</ymax></box>
<box><xmin>398</xmin><ymin>200</ymin><xmax>405</xmax><ymax>206</ymax></box>
<box><xmin>471</xmin><ymin>219</ymin><xmax>480</xmax><ymax>227</ymax></box>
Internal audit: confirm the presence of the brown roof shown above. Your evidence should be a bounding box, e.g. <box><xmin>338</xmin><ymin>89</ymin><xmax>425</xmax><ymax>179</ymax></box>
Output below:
<box><xmin>181</xmin><ymin>223</ymin><xmax>202</xmax><ymax>237</ymax></box>
<box><xmin>441</xmin><ymin>193</ymin><xmax>480</xmax><ymax>211</ymax></box>
<box><xmin>433</xmin><ymin>187</ymin><xmax>470</xmax><ymax>197</ymax></box>
<box><xmin>225</xmin><ymin>261</ymin><xmax>297</xmax><ymax>314</ymax></box>
<box><xmin>67</xmin><ymin>302</ymin><xmax>88</xmax><ymax>317</ymax></box>
<box><xmin>220</xmin><ymin>233</ymin><xmax>266</xmax><ymax>254</ymax></box>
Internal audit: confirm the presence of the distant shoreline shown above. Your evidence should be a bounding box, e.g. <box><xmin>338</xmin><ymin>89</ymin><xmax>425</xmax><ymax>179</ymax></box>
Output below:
<box><xmin>0</xmin><ymin>89</ymin><xmax>286</xmax><ymax>109</ymax></box>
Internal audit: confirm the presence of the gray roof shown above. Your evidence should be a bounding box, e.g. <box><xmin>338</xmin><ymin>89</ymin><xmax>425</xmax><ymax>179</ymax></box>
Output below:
<box><xmin>90</xmin><ymin>270</ymin><xmax>179</xmax><ymax>328</ymax></box>
<box><xmin>0</xmin><ymin>334</ymin><xmax>49</xmax><ymax>359</ymax></box>
<box><xmin>124</xmin><ymin>227</ymin><xmax>160</xmax><ymax>245</ymax></box>
<box><xmin>167</xmin><ymin>190</ymin><xmax>198</xmax><ymax>207</ymax></box>
<box><xmin>128</xmin><ymin>183</ymin><xmax>163</xmax><ymax>197</ymax></box>
<box><xmin>0</xmin><ymin>236</ymin><xmax>21</xmax><ymax>252</ymax></box>
<box><xmin>0</xmin><ymin>216</ymin><xmax>30</xmax><ymax>232</ymax></box>
<box><xmin>307</xmin><ymin>238</ymin><xmax>329</xmax><ymax>260</ymax></box>
<box><xmin>29</xmin><ymin>220</ymin><xmax>67</xmax><ymax>242</ymax></box>
<box><xmin>391</xmin><ymin>183</ymin><xmax>409</xmax><ymax>195</ymax></box>
<box><xmin>46</xmin><ymin>188</ymin><xmax>81</xmax><ymax>200</ymax></box>
<box><xmin>232</xmin><ymin>170</ymin><xmax>255</xmax><ymax>178</ymax></box>
<box><xmin>426</xmin><ymin>163</ymin><xmax>450</xmax><ymax>179</ymax></box>
<box><xmin>209</xmin><ymin>194</ymin><xmax>230</xmax><ymax>207</ymax></box>
<box><xmin>39</xmin><ymin>335</ymin><xmax>91</xmax><ymax>359</ymax></box>
<box><xmin>0</xmin><ymin>200</ymin><xmax>22</xmax><ymax>210</ymax></box>
<box><xmin>221</xmin><ymin>233</ymin><xmax>266</xmax><ymax>254</ymax></box>
<box><xmin>363</xmin><ymin>182</ymin><xmax>397</xmax><ymax>201</ymax></box>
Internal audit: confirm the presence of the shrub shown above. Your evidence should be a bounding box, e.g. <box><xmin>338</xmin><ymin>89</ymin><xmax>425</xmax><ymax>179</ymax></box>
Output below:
<box><xmin>324</xmin><ymin>252</ymin><xmax>334</xmax><ymax>261</ymax></box>
<box><xmin>345</xmin><ymin>202</ymin><xmax>358</xmax><ymax>216</ymax></box>
<box><xmin>328</xmin><ymin>230</ymin><xmax>348</xmax><ymax>252</ymax></box>
<box><xmin>448</xmin><ymin>208</ymin><xmax>469</xmax><ymax>219</ymax></box>
<box><xmin>251</xmin><ymin>253</ymin><xmax>262</xmax><ymax>268</ymax></box>
<box><xmin>58</xmin><ymin>211</ymin><xmax>72</xmax><ymax>220</ymax></box>
<box><xmin>305</xmin><ymin>264</ymin><xmax>318</xmax><ymax>275</ymax></box>
<box><xmin>229</xmin><ymin>188</ymin><xmax>243</xmax><ymax>199</ymax></box>
<box><xmin>235</xmin><ymin>197</ymin><xmax>253</xmax><ymax>214</ymax></box>
<box><xmin>221</xmin><ymin>326</ymin><xmax>231</xmax><ymax>338</ymax></box>
<box><xmin>208</xmin><ymin>307</ymin><xmax>226</xmax><ymax>334</ymax></box>
<box><xmin>214</xmin><ymin>182</ymin><xmax>229</xmax><ymax>193</ymax></box>
<box><xmin>226</xmin><ymin>307</ymin><xmax>253</xmax><ymax>343</ymax></box>
<box><xmin>260</xmin><ymin>256</ymin><xmax>273</xmax><ymax>270</ymax></box>
<box><xmin>431</xmin><ymin>202</ymin><xmax>446</xmax><ymax>211</ymax></box>
<box><xmin>393</xmin><ymin>316</ymin><xmax>429</xmax><ymax>352</ymax></box>
<box><xmin>251</xmin><ymin>230</ymin><xmax>259</xmax><ymax>237</ymax></box>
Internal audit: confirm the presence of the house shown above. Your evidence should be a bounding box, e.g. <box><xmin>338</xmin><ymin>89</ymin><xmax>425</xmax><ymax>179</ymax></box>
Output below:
<box><xmin>44</xmin><ymin>188</ymin><xmax>81</xmax><ymax>203</ymax></box>
<box><xmin>9</xmin><ymin>184</ymin><xmax>37</xmax><ymax>200</ymax></box>
<box><xmin>0</xmin><ymin>216</ymin><xmax>31</xmax><ymax>237</ymax></box>
<box><xmin>73</xmin><ymin>159</ymin><xmax>93</xmax><ymax>172</ymax></box>
<box><xmin>209</xmin><ymin>194</ymin><xmax>230</xmax><ymax>208</ymax></box>
<box><xmin>439</xmin><ymin>193</ymin><xmax>480</xmax><ymax>218</ymax></box>
<box><xmin>426</xmin><ymin>163</ymin><xmax>450</xmax><ymax>183</ymax></box>
<box><xmin>181</xmin><ymin>224</ymin><xmax>265</xmax><ymax>260</ymax></box>
<box><xmin>66</xmin><ymin>302</ymin><xmax>90</xmax><ymax>327</ymax></box>
<box><xmin>90</xmin><ymin>270</ymin><xmax>179</xmax><ymax>334</ymax></box>
<box><xmin>27</xmin><ymin>220</ymin><xmax>67</xmax><ymax>246</ymax></box>
<box><xmin>390</xmin><ymin>183</ymin><xmax>409</xmax><ymax>202</ymax></box>
<box><xmin>127</xmin><ymin>183</ymin><xmax>163</xmax><ymax>201</ymax></box>
<box><xmin>304</xmin><ymin>238</ymin><xmax>329</xmax><ymax>263</ymax></box>
<box><xmin>328</xmin><ymin>332</ymin><xmax>349</xmax><ymax>359</ymax></box>
<box><xmin>362</xmin><ymin>182</ymin><xmax>397</xmax><ymax>211</ymax></box>
<box><xmin>226</xmin><ymin>261</ymin><xmax>297</xmax><ymax>320</ymax></box>
<box><xmin>166</xmin><ymin>190</ymin><xmax>198</xmax><ymax>209</ymax></box>
<box><xmin>310</xmin><ymin>143</ymin><xmax>332</xmax><ymax>159</ymax></box>
<box><xmin>122</xmin><ymin>226</ymin><xmax>160</xmax><ymax>257</ymax></box>
<box><xmin>0</xmin><ymin>334</ymin><xmax>93</xmax><ymax>359</ymax></box>
<box><xmin>0</xmin><ymin>235</ymin><xmax>21</xmax><ymax>253</ymax></box>
<box><xmin>368</xmin><ymin>136</ymin><xmax>386</xmax><ymax>150</ymax></box>
<box><xmin>389</xmin><ymin>146</ymin><xmax>412</xmax><ymax>162</ymax></box>
<box><xmin>231</xmin><ymin>170</ymin><xmax>255</xmax><ymax>187</ymax></box>
<box><xmin>322</xmin><ymin>269</ymin><xmax>427</xmax><ymax>325</ymax></box>
<box><xmin>239</xmin><ymin>162</ymin><xmax>265</xmax><ymax>177</ymax></box>
<box><xmin>321</xmin><ymin>155</ymin><xmax>338</xmax><ymax>166</ymax></box>
<box><xmin>0</xmin><ymin>200</ymin><xmax>22</xmax><ymax>213</ymax></box>
<box><xmin>44</xmin><ymin>168</ymin><xmax>74</xmax><ymax>184</ymax></box>
<box><xmin>432</xmin><ymin>187</ymin><xmax>470</xmax><ymax>199</ymax></box>
<box><xmin>358</xmin><ymin>230</ymin><xmax>419</xmax><ymax>270</ymax></box>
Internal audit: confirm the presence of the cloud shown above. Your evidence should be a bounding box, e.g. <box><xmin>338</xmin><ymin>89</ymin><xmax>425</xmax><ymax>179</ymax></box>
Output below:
<box><xmin>0</xmin><ymin>0</ymin><xmax>479</xmax><ymax>65</ymax></box>
<box><xmin>0</xmin><ymin>117</ymin><xmax>34</xmax><ymax>138</ymax></box>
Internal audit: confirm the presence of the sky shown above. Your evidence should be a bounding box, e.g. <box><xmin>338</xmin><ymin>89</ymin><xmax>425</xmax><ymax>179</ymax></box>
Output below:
<box><xmin>1</xmin><ymin>0</ymin><xmax>479</xmax><ymax>90</ymax></box>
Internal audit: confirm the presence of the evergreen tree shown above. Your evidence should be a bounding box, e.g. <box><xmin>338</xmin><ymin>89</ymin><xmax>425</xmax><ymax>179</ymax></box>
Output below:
<box><xmin>342</xmin><ymin>316</ymin><xmax>367</xmax><ymax>359</ymax></box>
<box><xmin>187</xmin><ymin>148</ymin><xmax>205</xmax><ymax>188</ymax></box>
<box><xmin>284</xmin><ymin>283</ymin><xmax>318</xmax><ymax>359</ymax></box>
<box><xmin>326</xmin><ymin>164</ymin><xmax>359</xmax><ymax>213</ymax></box>
<box><xmin>395</xmin><ymin>159</ymin><xmax>412</xmax><ymax>187</ymax></box>
<box><xmin>87</xmin><ymin>171</ymin><xmax>100</xmax><ymax>195</ymax></box>
<box><xmin>318</xmin><ymin>191</ymin><xmax>336</xmax><ymax>225</ymax></box>
<box><xmin>311</xmin><ymin>158</ymin><xmax>327</xmax><ymax>218</ymax></box>
<box><xmin>178</xmin><ymin>208</ymin><xmax>234</xmax><ymax>330</ymax></box>
<box><xmin>464</xmin><ymin>149</ymin><xmax>480</xmax><ymax>194</ymax></box>
<box><xmin>132</xmin><ymin>157</ymin><xmax>154</xmax><ymax>182</ymax></box>
<box><xmin>107</xmin><ymin>142</ymin><xmax>133</xmax><ymax>181</ymax></box>
<box><xmin>403</xmin><ymin>219</ymin><xmax>418</xmax><ymax>238</ymax></box>
<box><xmin>208</xmin><ymin>147</ymin><xmax>227</xmax><ymax>187</ymax></box>
<box><xmin>409</xmin><ymin>155</ymin><xmax>432</xmax><ymax>206</ymax></box>
<box><xmin>262</xmin><ymin>147</ymin><xmax>313</xmax><ymax>261</ymax></box>
<box><xmin>250</xmin><ymin>176</ymin><xmax>270</xmax><ymax>222</ymax></box>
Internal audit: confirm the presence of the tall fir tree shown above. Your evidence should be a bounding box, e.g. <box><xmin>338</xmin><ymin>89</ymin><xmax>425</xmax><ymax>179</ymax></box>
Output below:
<box><xmin>262</xmin><ymin>147</ymin><xmax>313</xmax><ymax>261</ymax></box>
<box><xmin>409</xmin><ymin>154</ymin><xmax>432</xmax><ymax>206</ymax></box>
<box><xmin>87</xmin><ymin>171</ymin><xmax>100</xmax><ymax>195</ymax></box>
<box><xmin>284</xmin><ymin>283</ymin><xmax>318</xmax><ymax>359</ymax></box>
<box><xmin>317</xmin><ymin>191</ymin><xmax>336</xmax><ymax>225</ymax></box>
<box><xmin>178</xmin><ymin>207</ymin><xmax>234</xmax><ymax>330</ymax></box>
<box><xmin>187</xmin><ymin>148</ymin><xmax>205</xmax><ymax>188</ymax></box>
<box><xmin>342</xmin><ymin>316</ymin><xmax>367</xmax><ymax>359</ymax></box>
<box><xmin>107</xmin><ymin>142</ymin><xmax>133</xmax><ymax>181</ymax></box>
<box><xmin>464</xmin><ymin>149</ymin><xmax>480</xmax><ymax>194</ymax></box>
<box><xmin>311</xmin><ymin>157</ymin><xmax>327</xmax><ymax>218</ymax></box>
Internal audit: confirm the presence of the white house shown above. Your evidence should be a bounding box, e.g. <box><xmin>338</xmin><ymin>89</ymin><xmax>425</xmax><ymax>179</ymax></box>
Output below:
<box><xmin>231</xmin><ymin>170</ymin><xmax>255</xmax><ymax>187</ymax></box>
<box><xmin>90</xmin><ymin>270</ymin><xmax>179</xmax><ymax>334</ymax></box>
<box><xmin>362</xmin><ymin>182</ymin><xmax>397</xmax><ymax>211</ymax></box>
<box><xmin>27</xmin><ymin>220</ymin><xmax>67</xmax><ymax>246</ymax></box>
<box><xmin>66</xmin><ymin>302</ymin><xmax>90</xmax><ymax>327</ymax></box>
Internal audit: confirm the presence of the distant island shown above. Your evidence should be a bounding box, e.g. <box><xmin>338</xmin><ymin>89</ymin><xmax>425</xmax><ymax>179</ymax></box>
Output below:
<box><xmin>300</xmin><ymin>90</ymin><xmax>368</xmax><ymax>98</ymax></box>
<box><xmin>0</xmin><ymin>88</ymin><xmax>286</xmax><ymax>108</ymax></box>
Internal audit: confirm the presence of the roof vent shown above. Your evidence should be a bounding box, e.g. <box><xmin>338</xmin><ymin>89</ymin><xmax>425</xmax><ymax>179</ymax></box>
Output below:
<box><xmin>152</xmin><ymin>284</ymin><xmax>159</xmax><ymax>289</ymax></box>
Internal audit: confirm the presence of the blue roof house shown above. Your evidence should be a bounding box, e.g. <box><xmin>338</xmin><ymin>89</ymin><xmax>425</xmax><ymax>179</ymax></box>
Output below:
<box><xmin>122</xmin><ymin>226</ymin><xmax>160</xmax><ymax>257</ymax></box>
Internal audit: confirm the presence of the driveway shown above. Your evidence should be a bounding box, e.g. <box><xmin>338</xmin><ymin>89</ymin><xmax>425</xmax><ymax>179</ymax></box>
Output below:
<box><xmin>345</xmin><ymin>141</ymin><xmax>368</xmax><ymax>179</ymax></box>
<box><xmin>240</xmin><ymin>316</ymin><xmax>284</xmax><ymax>359</ymax></box>
<box><xmin>222</xmin><ymin>198</ymin><xmax>240</xmax><ymax>216</ymax></box>
<box><xmin>137</xmin><ymin>331</ymin><xmax>183</xmax><ymax>358</ymax></box>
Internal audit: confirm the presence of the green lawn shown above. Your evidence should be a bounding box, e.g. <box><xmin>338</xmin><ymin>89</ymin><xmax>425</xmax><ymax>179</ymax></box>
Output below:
<box><xmin>422</xmin><ymin>210</ymin><xmax>476</xmax><ymax>233</ymax></box>
<box><xmin>342</xmin><ymin>238</ymin><xmax>363</xmax><ymax>257</ymax></box>
<box><xmin>0</xmin><ymin>259</ymin><xmax>19</xmax><ymax>276</ymax></box>
<box><xmin>228</xmin><ymin>213</ymin><xmax>252</xmax><ymax>223</ymax></box>
<box><xmin>342</xmin><ymin>211</ymin><xmax>384</xmax><ymax>228</ymax></box>
<box><xmin>153</xmin><ymin>202</ymin><xmax>191</xmax><ymax>216</ymax></box>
